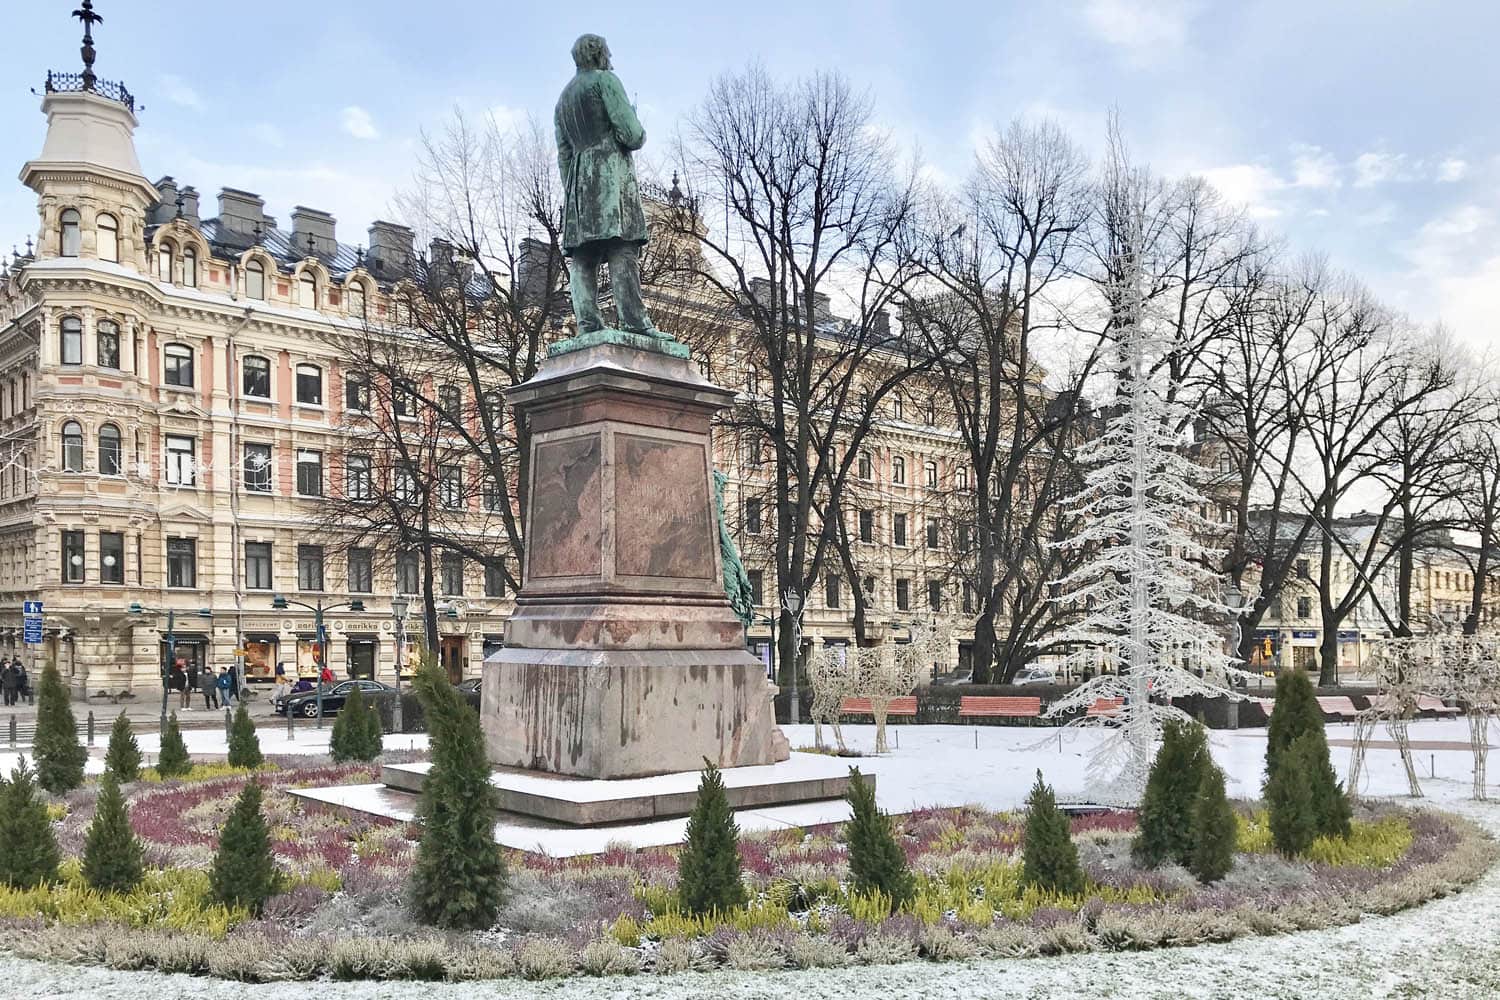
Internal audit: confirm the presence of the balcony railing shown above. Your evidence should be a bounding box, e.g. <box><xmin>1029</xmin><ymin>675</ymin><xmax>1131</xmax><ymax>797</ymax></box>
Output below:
<box><xmin>42</xmin><ymin>70</ymin><xmax>136</xmax><ymax>112</ymax></box>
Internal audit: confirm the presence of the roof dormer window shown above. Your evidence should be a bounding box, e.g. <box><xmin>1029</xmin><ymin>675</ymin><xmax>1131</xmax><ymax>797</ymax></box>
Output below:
<box><xmin>157</xmin><ymin>242</ymin><xmax>174</xmax><ymax>282</ymax></box>
<box><xmin>182</xmin><ymin>247</ymin><xmax>198</xmax><ymax>288</ymax></box>
<box><xmin>299</xmin><ymin>273</ymin><xmax>317</xmax><ymax>309</ymax></box>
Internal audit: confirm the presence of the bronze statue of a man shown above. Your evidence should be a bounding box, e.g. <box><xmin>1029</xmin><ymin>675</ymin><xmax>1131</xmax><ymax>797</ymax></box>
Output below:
<box><xmin>555</xmin><ymin>34</ymin><xmax>658</xmax><ymax>336</ymax></box>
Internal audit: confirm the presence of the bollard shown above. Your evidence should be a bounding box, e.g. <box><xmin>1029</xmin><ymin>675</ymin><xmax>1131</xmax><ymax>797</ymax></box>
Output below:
<box><xmin>894</xmin><ymin>728</ymin><xmax>899</xmax><ymax>750</ymax></box>
<box><xmin>224</xmin><ymin>707</ymin><xmax>232</xmax><ymax>741</ymax></box>
<box><xmin>1058</xmin><ymin>729</ymin><xmax>1063</xmax><ymax>754</ymax></box>
<box><xmin>974</xmin><ymin>728</ymin><xmax>979</xmax><ymax>750</ymax></box>
<box><xmin>1431</xmin><ymin>754</ymin><xmax>1437</xmax><ymax>779</ymax></box>
<box><xmin>87</xmin><ymin>711</ymin><xmax>95</xmax><ymax>746</ymax></box>
<box><xmin>8</xmin><ymin>714</ymin><xmax>14</xmax><ymax>747</ymax></box>
<box><xmin>287</xmin><ymin>705</ymin><xmax>294</xmax><ymax>741</ymax></box>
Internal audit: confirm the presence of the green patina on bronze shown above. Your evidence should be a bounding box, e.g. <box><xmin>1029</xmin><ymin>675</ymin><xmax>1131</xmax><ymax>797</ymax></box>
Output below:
<box><xmin>555</xmin><ymin>33</ymin><xmax>681</xmax><ymax>353</ymax></box>
<box><xmin>548</xmin><ymin>327</ymin><xmax>689</xmax><ymax>360</ymax></box>
<box><xmin>714</xmin><ymin>469</ymin><xmax>756</xmax><ymax>630</ymax></box>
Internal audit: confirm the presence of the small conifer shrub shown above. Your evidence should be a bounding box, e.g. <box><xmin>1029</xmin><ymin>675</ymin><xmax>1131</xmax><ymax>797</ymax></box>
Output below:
<box><xmin>82</xmin><ymin>771</ymin><xmax>144</xmax><ymax>893</ymax></box>
<box><xmin>678</xmin><ymin>759</ymin><xmax>748</xmax><ymax>916</ymax></box>
<box><xmin>1021</xmin><ymin>770</ymin><xmax>1084</xmax><ymax>896</ymax></box>
<box><xmin>1266</xmin><ymin>731</ymin><xmax>1322</xmax><ymax>857</ymax></box>
<box><xmin>156</xmin><ymin>712</ymin><xmax>192</xmax><ymax>778</ymax></box>
<box><xmin>104</xmin><ymin>712</ymin><xmax>142</xmax><ymax>782</ymax></box>
<box><xmin>1188</xmin><ymin>762</ymin><xmax>1236</xmax><ymax>883</ymax></box>
<box><xmin>330</xmin><ymin>685</ymin><xmax>382</xmax><ymax>762</ymax></box>
<box><xmin>1133</xmin><ymin>718</ymin><xmax>1211</xmax><ymax>867</ymax></box>
<box><xmin>1264</xmin><ymin>667</ymin><xmax>1324</xmax><ymax>789</ymax></box>
<box><xmin>210</xmin><ymin>781</ymin><xmax>278</xmax><ymax>914</ymax></box>
<box><xmin>33</xmin><ymin>661</ymin><xmax>86</xmax><ymax>794</ymax></box>
<box><xmin>0</xmin><ymin>758</ymin><xmax>61</xmax><ymax>889</ymax></box>
<box><xmin>226</xmin><ymin>702</ymin><xmax>263</xmax><ymax>769</ymax></box>
<box><xmin>843</xmin><ymin>767</ymin><xmax>914</xmax><ymax>906</ymax></box>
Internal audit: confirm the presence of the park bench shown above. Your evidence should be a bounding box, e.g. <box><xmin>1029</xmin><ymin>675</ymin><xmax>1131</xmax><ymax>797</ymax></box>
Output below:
<box><xmin>1085</xmin><ymin>697</ymin><xmax>1123</xmax><ymax>718</ymax></box>
<box><xmin>1315</xmin><ymin>696</ymin><xmax>1359</xmax><ymax>721</ymax></box>
<box><xmin>839</xmin><ymin>696</ymin><xmax>918</xmax><ymax>719</ymax></box>
<box><xmin>1417</xmin><ymin>695</ymin><xmax>1461</xmax><ymax>718</ymax></box>
<box><xmin>957</xmin><ymin>695</ymin><xmax>1043</xmax><ymax>725</ymax></box>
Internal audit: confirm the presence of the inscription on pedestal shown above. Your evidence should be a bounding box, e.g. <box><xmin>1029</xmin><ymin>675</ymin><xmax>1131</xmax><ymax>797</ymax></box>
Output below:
<box><xmin>529</xmin><ymin>435</ymin><xmax>603</xmax><ymax>578</ymax></box>
<box><xmin>615</xmin><ymin>434</ymin><xmax>714</xmax><ymax>580</ymax></box>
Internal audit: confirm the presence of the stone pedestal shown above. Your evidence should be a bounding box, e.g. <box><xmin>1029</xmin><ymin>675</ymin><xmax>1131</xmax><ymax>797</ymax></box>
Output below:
<box><xmin>485</xmin><ymin>335</ymin><xmax>789</xmax><ymax>779</ymax></box>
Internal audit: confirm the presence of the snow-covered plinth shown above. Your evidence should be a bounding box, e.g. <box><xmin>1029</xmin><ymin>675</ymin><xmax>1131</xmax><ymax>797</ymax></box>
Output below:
<box><xmin>379</xmin><ymin>751</ymin><xmax>856</xmax><ymax>825</ymax></box>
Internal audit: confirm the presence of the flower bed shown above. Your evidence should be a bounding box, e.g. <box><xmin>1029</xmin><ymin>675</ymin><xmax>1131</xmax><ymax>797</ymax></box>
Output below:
<box><xmin>1</xmin><ymin>761</ymin><xmax>1494</xmax><ymax>982</ymax></box>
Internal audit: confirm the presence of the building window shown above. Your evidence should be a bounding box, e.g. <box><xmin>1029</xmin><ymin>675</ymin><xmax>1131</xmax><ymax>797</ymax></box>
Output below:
<box><xmin>483</xmin><ymin>475</ymin><xmax>502</xmax><ymax>512</ymax></box>
<box><xmin>892</xmin><ymin>396</ymin><xmax>904</xmax><ymax>420</ymax></box>
<box><xmin>60</xmin><ymin>316</ymin><xmax>83</xmax><ymax>365</ymax></box>
<box><xmin>440</xmin><ymin>465</ymin><xmax>464</xmax><ymax>509</ymax></box>
<box><xmin>60</xmin><ymin>208</ymin><xmax>81</xmax><ymax>257</ymax></box>
<box><xmin>392</xmin><ymin>380</ymin><xmax>415</xmax><ymax>418</ymax></box>
<box><xmin>928</xmin><ymin>579</ymin><xmax>943</xmax><ymax>612</ymax></box>
<box><xmin>1296</xmin><ymin>558</ymin><xmax>1310</xmax><ymax>580</ymax></box>
<box><xmin>925</xmin><ymin>460</ymin><xmax>938</xmax><ymax>489</ymax></box>
<box><xmin>243</xmin><ymin>443</ymin><xmax>272</xmax><ymax>492</ymax></box>
<box><xmin>926</xmin><ymin>518</ymin><xmax>940</xmax><ymax>549</ymax></box>
<box><xmin>298</xmin><ymin>273</ymin><xmax>317</xmax><ymax>308</ymax></box>
<box><xmin>167</xmin><ymin>537</ymin><xmax>197</xmax><ymax>588</ymax></box>
<box><xmin>297</xmin><ymin>544</ymin><xmax>324</xmax><ymax>591</ymax></box>
<box><xmin>438</xmin><ymin>383</ymin><xmax>463</xmax><ymax>421</ymax></box>
<box><xmin>182</xmin><ymin>247</ymin><xmax>198</xmax><ymax>287</ymax></box>
<box><xmin>96</xmin><ymin>320</ymin><xmax>120</xmax><ymax>369</ymax></box>
<box><xmin>295</xmin><ymin>364</ymin><xmax>323</xmax><ymax>405</ymax></box>
<box><xmin>157</xmin><ymin>242</ymin><xmax>174</xmax><ymax>281</ymax></box>
<box><xmin>97</xmin><ymin>213</ymin><xmax>119</xmax><ymax>263</ymax></box>
<box><xmin>892</xmin><ymin>456</ymin><xmax>906</xmax><ymax>484</ymax></box>
<box><xmin>165</xmin><ymin>435</ymin><xmax>196</xmax><ymax>485</ymax></box>
<box><xmin>896</xmin><ymin>578</ymin><xmax>911</xmax><ymax>612</ymax></box>
<box><xmin>958</xmin><ymin>523</ymin><xmax>972</xmax><ymax>550</ymax></box>
<box><xmin>98</xmin><ymin>423</ymin><xmax>122</xmax><ymax>475</ymax></box>
<box><xmin>1218</xmin><ymin>452</ymin><xmax>1233</xmax><ymax>474</ymax></box>
<box><xmin>244</xmin><ymin>542</ymin><xmax>272</xmax><ymax>590</ymax></box>
<box><xmin>1297</xmin><ymin>596</ymin><xmax>1312</xmax><ymax>619</ymax></box>
<box><xmin>893</xmin><ymin>513</ymin><xmax>907</xmax><ymax>547</ymax></box>
<box><xmin>62</xmin><ymin>530</ymin><xmax>85</xmax><ymax>583</ymax></box>
<box><xmin>745</xmin><ymin>498</ymin><xmax>762</xmax><ymax>535</ymax></box>
<box><xmin>60</xmin><ymin>420</ymin><xmax>84</xmax><ymax>472</ymax></box>
<box><xmin>482</xmin><ymin>390</ymin><xmax>504</xmax><ymax>428</ymax></box>
<box><xmin>825</xmin><ymin>574</ymin><xmax>841</xmax><ymax>609</ymax></box>
<box><xmin>100</xmin><ymin>531</ymin><xmax>124</xmax><ymax>584</ymax></box>
<box><xmin>859</xmin><ymin>509</ymin><xmax>873</xmax><ymax>543</ymax></box>
<box><xmin>395</xmin><ymin>467</ymin><xmax>418</xmax><ymax>506</ymax></box>
<box><xmin>348</xmin><ymin>548</ymin><xmax>373</xmax><ymax>593</ymax></box>
<box><xmin>245</xmin><ymin>260</ymin><xmax>265</xmax><ymax>300</ymax></box>
<box><xmin>858</xmin><ymin>451</ymin><xmax>872</xmax><ymax>480</ymax></box>
<box><xmin>956</xmin><ymin>468</ymin><xmax>969</xmax><ymax>492</ymax></box>
<box><xmin>346</xmin><ymin>454</ymin><xmax>372</xmax><ymax>500</ymax></box>
<box><xmin>396</xmin><ymin>550</ymin><xmax>419</xmax><ymax>594</ymax></box>
<box><xmin>163</xmin><ymin>343</ymin><xmax>193</xmax><ymax>387</ymax></box>
<box><xmin>347</xmin><ymin>282</ymin><xmax>366</xmax><ymax>319</ymax></box>
<box><xmin>485</xmin><ymin>560</ymin><xmax>506</xmax><ymax>597</ymax></box>
<box><xmin>295</xmin><ymin>449</ymin><xmax>323</xmax><ymax>497</ymax></box>
<box><xmin>748</xmin><ymin>568</ymin><xmax>765</xmax><ymax>607</ymax></box>
<box><xmin>962</xmin><ymin>582</ymin><xmax>975</xmax><ymax>614</ymax></box>
<box><xmin>242</xmin><ymin>355</ymin><xmax>270</xmax><ymax>397</ymax></box>
<box><xmin>341</xmin><ymin>375</ymin><xmax>369</xmax><ymax>413</ymax></box>
<box><xmin>441</xmin><ymin>552</ymin><xmax>464</xmax><ymax>595</ymax></box>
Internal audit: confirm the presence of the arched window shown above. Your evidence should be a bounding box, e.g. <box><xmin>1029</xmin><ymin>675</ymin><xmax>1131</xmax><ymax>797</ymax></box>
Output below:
<box><xmin>157</xmin><ymin>242</ymin><xmax>174</xmax><ymax>282</ymax></box>
<box><xmin>892</xmin><ymin>456</ymin><xmax>906</xmax><ymax>484</ymax></box>
<box><xmin>245</xmin><ymin>260</ymin><xmax>265</xmax><ymax>300</ymax></box>
<box><xmin>182</xmin><ymin>247</ymin><xmax>198</xmax><ymax>287</ymax></box>
<box><xmin>60</xmin><ymin>209</ymin><xmax>81</xmax><ymax>257</ymax></box>
<box><xmin>97</xmin><ymin>213</ymin><xmax>119</xmax><ymax>263</ymax></box>
<box><xmin>242</xmin><ymin>354</ymin><xmax>270</xmax><ymax>397</ymax></box>
<box><xmin>98</xmin><ymin>424</ymin><xmax>122</xmax><ymax>475</ymax></box>
<box><xmin>96</xmin><ymin>319</ymin><xmax>120</xmax><ymax>369</ymax></box>
<box><xmin>347</xmin><ymin>282</ymin><xmax>366</xmax><ymax>319</ymax></box>
<box><xmin>163</xmin><ymin>342</ymin><xmax>193</xmax><ymax>387</ymax></box>
<box><xmin>59</xmin><ymin>316</ymin><xmax>83</xmax><ymax>366</ymax></box>
<box><xmin>61</xmin><ymin>421</ymin><xmax>84</xmax><ymax>472</ymax></box>
<box><xmin>295</xmin><ymin>363</ymin><xmax>323</xmax><ymax>405</ymax></box>
<box><xmin>298</xmin><ymin>273</ymin><xmax>317</xmax><ymax>308</ymax></box>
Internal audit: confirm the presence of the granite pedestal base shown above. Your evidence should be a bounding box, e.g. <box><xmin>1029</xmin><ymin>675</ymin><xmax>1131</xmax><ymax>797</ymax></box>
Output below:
<box><xmin>483</xmin><ymin>647</ymin><xmax>789</xmax><ymax>779</ymax></box>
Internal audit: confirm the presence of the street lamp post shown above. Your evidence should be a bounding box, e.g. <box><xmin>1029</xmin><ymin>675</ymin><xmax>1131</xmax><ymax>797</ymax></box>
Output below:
<box><xmin>1222</xmin><ymin>584</ymin><xmax>1245</xmax><ymax>728</ymax></box>
<box><xmin>270</xmin><ymin>595</ymin><xmax>364</xmax><ymax>728</ymax></box>
<box><xmin>784</xmin><ymin>591</ymin><xmax>804</xmax><ymax>725</ymax></box>
<box><xmin>390</xmin><ymin>595</ymin><xmax>409</xmax><ymax>733</ymax></box>
<box><xmin>127</xmin><ymin>602</ymin><xmax>212</xmax><ymax>731</ymax></box>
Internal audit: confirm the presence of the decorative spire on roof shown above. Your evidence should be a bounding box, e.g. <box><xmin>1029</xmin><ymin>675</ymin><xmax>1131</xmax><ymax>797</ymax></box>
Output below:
<box><xmin>74</xmin><ymin>1</ymin><xmax>104</xmax><ymax>92</ymax></box>
<box><xmin>306</xmin><ymin>233</ymin><xmax>317</xmax><ymax>258</ymax></box>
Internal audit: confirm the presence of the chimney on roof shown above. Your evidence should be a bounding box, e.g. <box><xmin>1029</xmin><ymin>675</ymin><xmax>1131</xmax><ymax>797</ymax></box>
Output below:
<box><xmin>149</xmin><ymin>176</ymin><xmax>178</xmax><ymax>225</ymax></box>
<box><xmin>291</xmin><ymin>206</ymin><xmax>336</xmax><ymax>257</ymax></box>
<box><xmin>871</xmin><ymin>309</ymin><xmax>890</xmax><ymax>338</ymax></box>
<box><xmin>515</xmin><ymin>237</ymin><xmax>562</xmax><ymax>306</ymax></box>
<box><xmin>367</xmin><ymin>220</ymin><xmax>413</xmax><ymax>277</ymax></box>
<box><xmin>178</xmin><ymin>185</ymin><xmax>200</xmax><ymax>224</ymax></box>
<box><xmin>218</xmin><ymin>188</ymin><xmax>266</xmax><ymax>236</ymax></box>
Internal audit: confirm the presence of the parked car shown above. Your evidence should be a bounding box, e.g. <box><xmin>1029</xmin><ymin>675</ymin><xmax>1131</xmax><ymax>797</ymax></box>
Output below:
<box><xmin>1012</xmin><ymin>666</ymin><xmax>1057</xmax><ymax>686</ymax></box>
<box><xmin>273</xmin><ymin>678</ymin><xmax>392</xmax><ymax>718</ymax></box>
<box><xmin>931</xmin><ymin>670</ymin><xmax>972</xmax><ymax>686</ymax></box>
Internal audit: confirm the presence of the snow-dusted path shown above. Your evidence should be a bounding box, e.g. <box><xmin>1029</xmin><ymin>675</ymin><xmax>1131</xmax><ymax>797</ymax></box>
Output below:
<box><xmin>4</xmin><ymin>718</ymin><xmax>1499</xmax><ymax>998</ymax></box>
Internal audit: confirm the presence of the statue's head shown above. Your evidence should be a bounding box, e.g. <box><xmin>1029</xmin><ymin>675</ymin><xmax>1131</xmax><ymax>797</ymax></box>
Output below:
<box><xmin>571</xmin><ymin>34</ymin><xmax>612</xmax><ymax>71</ymax></box>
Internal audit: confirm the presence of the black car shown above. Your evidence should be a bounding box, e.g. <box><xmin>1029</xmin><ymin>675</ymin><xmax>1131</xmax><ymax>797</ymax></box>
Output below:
<box><xmin>273</xmin><ymin>679</ymin><xmax>392</xmax><ymax>718</ymax></box>
<box><xmin>455</xmin><ymin>677</ymin><xmax>482</xmax><ymax>694</ymax></box>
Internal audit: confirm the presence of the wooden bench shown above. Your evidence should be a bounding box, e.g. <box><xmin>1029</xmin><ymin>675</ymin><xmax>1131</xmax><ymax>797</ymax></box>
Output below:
<box><xmin>840</xmin><ymin>696</ymin><xmax>918</xmax><ymax>719</ymax></box>
<box><xmin>957</xmin><ymin>695</ymin><xmax>1042</xmax><ymax>725</ymax></box>
<box><xmin>1417</xmin><ymin>695</ymin><xmax>1461</xmax><ymax>717</ymax></box>
<box><xmin>1315</xmin><ymin>696</ymin><xmax>1359</xmax><ymax>721</ymax></box>
<box><xmin>1085</xmin><ymin>697</ymin><xmax>1123</xmax><ymax>718</ymax></box>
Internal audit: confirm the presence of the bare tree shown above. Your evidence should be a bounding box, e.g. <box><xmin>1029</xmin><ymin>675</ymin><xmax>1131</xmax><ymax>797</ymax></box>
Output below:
<box><xmin>1455</xmin><ymin>398</ymin><xmax>1500</xmax><ymax>634</ymax></box>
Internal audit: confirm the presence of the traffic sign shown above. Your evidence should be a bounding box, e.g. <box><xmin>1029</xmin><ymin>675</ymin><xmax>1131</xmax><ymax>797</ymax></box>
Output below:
<box><xmin>23</xmin><ymin>618</ymin><xmax>43</xmax><ymax>644</ymax></box>
<box><xmin>22</xmin><ymin>600</ymin><xmax>42</xmax><ymax>616</ymax></box>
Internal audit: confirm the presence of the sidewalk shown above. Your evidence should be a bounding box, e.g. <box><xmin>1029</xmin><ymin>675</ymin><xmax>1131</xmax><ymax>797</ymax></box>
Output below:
<box><xmin>2</xmin><ymin>688</ymin><xmax>280</xmax><ymax>733</ymax></box>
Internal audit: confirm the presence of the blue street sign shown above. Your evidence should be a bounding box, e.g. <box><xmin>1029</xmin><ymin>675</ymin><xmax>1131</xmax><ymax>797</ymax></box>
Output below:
<box><xmin>23</xmin><ymin>618</ymin><xmax>43</xmax><ymax>644</ymax></box>
<box><xmin>22</xmin><ymin>600</ymin><xmax>42</xmax><ymax>616</ymax></box>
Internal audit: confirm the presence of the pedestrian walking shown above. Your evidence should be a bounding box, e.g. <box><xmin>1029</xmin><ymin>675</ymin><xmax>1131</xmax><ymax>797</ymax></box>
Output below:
<box><xmin>169</xmin><ymin>659</ymin><xmax>187</xmax><ymax>705</ymax></box>
<box><xmin>185</xmin><ymin>661</ymin><xmax>199</xmax><ymax>710</ymax></box>
<box><xmin>216</xmin><ymin>665</ymin><xmax>233</xmax><ymax>706</ymax></box>
<box><xmin>201</xmin><ymin>662</ymin><xmax>219</xmax><ymax>710</ymax></box>
<box><xmin>228</xmin><ymin>662</ymin><xmax>241</xmax><ymax>702</ymax></box>
<box><xmin>0</xmin><ymin>658</ymin><xmax>16</xmax><ymax>706</ymax></box>
<box><xmin>15</xmin><ymin>659</ymin><xmax>30</xmax><ymax>705</ymax></box>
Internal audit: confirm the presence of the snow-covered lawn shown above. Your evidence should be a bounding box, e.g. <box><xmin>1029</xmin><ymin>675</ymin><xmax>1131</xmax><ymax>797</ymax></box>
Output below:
<box><xmin>3</xmin><ymin>717</ymin><xmax>1499</xmax><ymax>997</ymax></box>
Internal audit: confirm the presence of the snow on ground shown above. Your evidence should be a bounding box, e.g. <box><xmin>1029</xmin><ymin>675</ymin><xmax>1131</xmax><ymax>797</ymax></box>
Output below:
<box><xmin>4</xmin><ymin>718</ymin><xmax>1500</xmax><ymax>997</ymax></box>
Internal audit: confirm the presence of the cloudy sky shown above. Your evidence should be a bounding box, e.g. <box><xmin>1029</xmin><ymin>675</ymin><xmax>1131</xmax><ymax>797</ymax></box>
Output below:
<box><xmin>2</xmin><ymin>0</ymin><xmax>1494</xmax><ymax>345</ymax></box>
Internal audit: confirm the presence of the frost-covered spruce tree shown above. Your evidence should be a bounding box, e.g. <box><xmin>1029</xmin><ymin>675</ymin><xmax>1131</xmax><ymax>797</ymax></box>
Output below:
<box><xmin>678</xmin><ymin>759</ymin><xmax>747</xmax><ymax>916</ymax></box>
<box><xmin>843</xmin><ymin>767</ymin><xmax>914</xmax><ymax>906</ymax></box>
<box><xmin>0</xmin><ymin>758</ymin><xmax>61</xmax><ymax>888</ymax></box>
<box><xmin>33</xmin><ymin>661</ymin><xmax>86</xmax><ymax>794</ymax></box>
<box><xmin>156</xmin><ymin>713</ymin><xmax>192</xmax><ymax>778</ymax></box>
<box><xmin>1046</xmin><ymin>158</ymin><xmax>1239</xmax><ymax>806</ymax></box>
<box><xmin>104</xmin><ymin>712</ymin><xmax>141</xmax><ymax>782</ymax></box>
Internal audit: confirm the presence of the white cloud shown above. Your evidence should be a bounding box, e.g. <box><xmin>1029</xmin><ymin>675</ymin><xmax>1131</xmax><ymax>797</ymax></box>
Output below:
<box><xmin>1437</xmin><ymin>157</ymin><xmax>1469</xmax><ymax>183</ymax></box>
<box><xmin>1353</xmin><ymin>150</ymin><xmax>1412</xmax><ymax>188</ymax></box>
<box><xmin>249</xmin><ymin>123</ymin><xmax>285</xmax><ymax>150</ymax></box>
<box><xmin>1198</xmin><ymin>163</ymin><xmax>1284</xmax><ymax>218</ymax></box>
<box><xmin>158</xmin><ymin>74</ymin><xmax>203</xmax><ymax>111</ymax></box>
<box><xmin>1082</xmin><ymin>0</ymin><xmax>1199</xmax><ymax>61</ymax></box>
<box><xmin>340</xmin><ymin>106</ymin><xmax>380</xmax><ymax>141</ymax></box>
<box><xmin>1290</xmin><ymin>145</ymin><xmax>1340</xmax><ymax>189</ymax></box>
<box><xmin>486</xmin><ymin>104</ymin><xmax>527</xmax><ymax>134</ymax></box>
